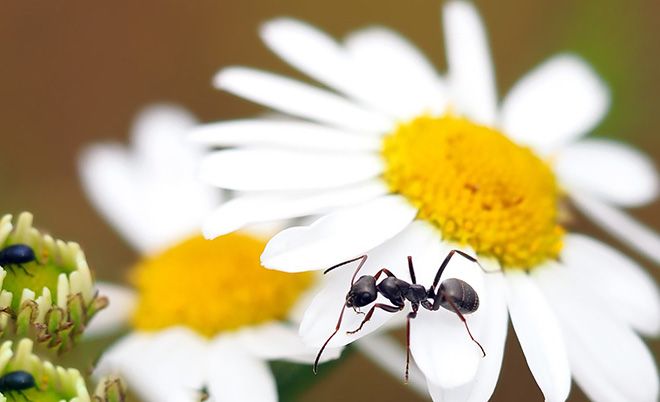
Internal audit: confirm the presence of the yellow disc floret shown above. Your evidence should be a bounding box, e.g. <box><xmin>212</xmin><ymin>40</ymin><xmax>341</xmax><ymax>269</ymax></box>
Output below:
<box><xmin>382</xmin><ymin>115</ymin><xmax>564</xmax><ymax>269</ymax></box>
<box><xmin>131</xmin><ymin>233</ymin><xmax>314</xmax><ymax>337</ymax></box>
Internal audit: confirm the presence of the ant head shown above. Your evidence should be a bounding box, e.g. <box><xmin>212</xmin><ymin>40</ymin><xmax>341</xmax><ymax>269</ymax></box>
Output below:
<box><xmin>346</xmin><ymin>275</ymin><xmax>377</xmax><ymax>308</ymax></box>
<box><xmin>439</xmin><ymin>278</ymin><xmax>480</xmax><ymax>314</ymax></box>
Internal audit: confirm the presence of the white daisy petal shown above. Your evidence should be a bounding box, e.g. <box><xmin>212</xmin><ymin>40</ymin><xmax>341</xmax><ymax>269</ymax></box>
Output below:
<box><xmin>80</xmin><ymin>105</ymin><xmax>220</xmax><ymax>254</ymax></box>
<box><xmin>536</xmin><ymin>267</ymin><xmax>659</xmax><ymax>402</ymax></box>
<box><xmin>202</xmin><ymin>180</ymin><xmax>388</xmax><ymax>239</ymax></box>
<box><xmin>561</xmin><ymin>234</ymin><xmax>660</xmax><ymax>335</ymax></box>
<box><xmin>557</xmin><ymin>139</ymin><xmax>659</xmax><ymax>206</ymax></box>
<box><xmin>409</xmin><ymin>257</ymin><xmax>490</xmax><ymax>389</ymax></box>
<box><xmin>443</xmin><ymin>0</ymin><xmax>497</xmax><ymax>124</ymax></box>
<box><xmin>504</xmin><ymin>271</ymin><xmax>571</xmax><ymax>402</ymax></box>
<box><xmin>261</xmin><ymin>195</ymin><xmax>417</xmax><ymax>271</ymax></box>
<box><xmin>409</xmin><ymin>307</ymin><xmax>483</xmax><ymax>388</ymax></box>
<box><xmin>299</xmin><ymin>220</ymin><xmax>444</xmax><ymax>348</ymax></box>
<box><xmin>95</xmin><ymin>328</ymin><xmax>207</xmax><ymax>402</ymax></box>
<box><xmin>427</xmin><ymin>273</ymin><xmax>508</xmax><ymax>402</ymax></box>
<box><xmin>79</xmin><ymin>144</ymin><xmax>157</xmax><ymax>253</ymax></box>
<box><xmin>85</xmin><ymin>282</ymin><xmax>137</xmax><ymax>338</ymax></box>
<box><xmin>259</xmin><ymin>18</ymin><xmax>382</xmax><ymax>108</ymax></box>
<box><xmin>344</xmin><ymin>27</ymin><xmax>448</xmax><ymax>118</ymax></box>
<box><xmin>500</xmin><ymin>55</ymin><xmax>610</xmax><ymax>153</ymax></box>
<box><xmin>190</xmin><ymin>119</ymin><xmax>380</xmax><ymax>152</ymax></box>
<box><xmin>214</xmin><ymin>67</ymin><xmax>393</xmax><ymax>133</ymax></box>
<box><xmin>353</xmin><ymin>335</ymin><xmax>428</xmax><ymax>395</ymax></box>
<box><xmin>570</xmin><ymin>191</ymin><xmax>660</xmax><ymax>264</ymax></box>
<box><xmin>235</xmin><ymin>321</ymin><xmax>340</xmax><ymax>364</ymax></box>
<box><xmin>199</xmin><ymin>148</ymin><xmax>383</xmax><ymax>191</ymax></box>
<box><xmin>207</xmin><ymin>337</ymin><xmax>277</xmax><ymax>402</ymax></box>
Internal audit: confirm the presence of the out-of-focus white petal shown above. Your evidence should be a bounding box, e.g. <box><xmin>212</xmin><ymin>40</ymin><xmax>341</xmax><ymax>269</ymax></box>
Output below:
<box><xmin>353</xmin><ymin>335</ymin><xmax>428</xmax><ymax>396</ymax></box>
<box><xmin>94</xmin><ymin>328</ymin><xmax>207</xmax><ymax>402</ymax></box>
<box><xmin>500</xmin><ymin>55</ymin><xmax>610</xmax><ymax>153</ymax></box>
<box><xmin>345</xmin><ymin>27</ymin><xmax>448</xmax><ymax>119</ymax></box>
<box><xmin>199</xmin><ymin>148</ymin><xmax>383</xmax><ymax>191</ymax></box>
<box><xmin>299</xmin><ymin>221</ymin><xmax>443</xmax><ymax>348</ymax></box>
<box><xmin>207</xmin><ymin>337</ymin><xmax>277</xmax><ymax>402</ymax></box>
<box><xmin>85</xmin><ymin>282</ymin><xmax>136</xmax><ymax>338</ymax></box>
<box><xmin>235</xmin><ymin>321</ymin><xmax>340</xmax><ymax>364</ymax></box>
<box><xmin>428</xmin><ymin>274</ymin><xmax>508</xmax><ymax>402</ymax></box>
<box><xmin>443</xmin><ymin>1</ymin><xmax>497</xmax><ymax>124</ymax></box>
<box><xmin>79</xmin><ymin>105</ymin><xmax>220</xmax><ymax>254</ymax></box>
<box><xmin>214</xmin><ymin>67</ymin><xmax>393</xmax><ymax>133</ymax></box>
<box><xmin>557</xmin><ymin>139</ymin><xmax>659</xmax><ymax>207</ymax></box>
<box><xmin>536</xmin><ymin>266</ymin><xmax>659</xmax><ymax>402</ymax></box>
<box><xmin>202</xmin><ymin>180</ymin><xmax>387</xmax><ymax>239</ymax></box>
<box><xmin>561</xmin><ymin>234</ymin><xmax>660</xmax><ymax>335</ymax></box>
<box><xmin>261</xmin><ymin>195</ymin><xmax>417</xmax><ymax>271</ymax></box>
<box><xmin>504</xmin><ymin>271</ymin><xmax>571</xmax><ymax>402</ymax></box>
<box><xmin>190</xmin><ymin>119</ymin><xmax>380</xmax><ymax>152</ymax></box>
<box><xmin>570</xmin><ymin>191</ymin><xmax>660</xmax><ymax>264</ymax></box>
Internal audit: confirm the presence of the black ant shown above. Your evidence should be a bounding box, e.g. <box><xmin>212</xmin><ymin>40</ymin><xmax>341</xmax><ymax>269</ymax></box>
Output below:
<box><xmin>0</xmin><ymin>370</ymin><xmax>36</xmax><ymax>400</ymax></box>
<box><xmin>0</xmin><ymin>244</ymin><xmax>38</xmax><ymax>276</ymax></box>
<box><xmin>313</xmin><ymin>249</ymin><xmax>486</xmax><ymax>382</ymax></box>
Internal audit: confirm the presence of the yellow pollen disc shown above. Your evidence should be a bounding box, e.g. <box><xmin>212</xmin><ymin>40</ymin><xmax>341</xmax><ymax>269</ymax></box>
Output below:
<box><xmin>131</xmin><ymin>233</ymin><xmax>314</xmax><ymax>337</ymax></box>
<box><xmin>382</xmin><ymin>115</ymin><xmax>564</xmax><ymax>269</ymax></box>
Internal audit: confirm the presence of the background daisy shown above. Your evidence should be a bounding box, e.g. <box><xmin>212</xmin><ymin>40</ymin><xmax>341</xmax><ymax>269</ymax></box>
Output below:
<box><xmin>79</xmin><ymin>105</ymin><xmax>337</xmax><ymax>402</ymax></box>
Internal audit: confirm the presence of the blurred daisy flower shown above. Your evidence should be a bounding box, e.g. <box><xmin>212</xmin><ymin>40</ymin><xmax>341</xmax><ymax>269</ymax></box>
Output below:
<box><xmin>0</xmin><ymin>338</ymin><xmax>125</xmax><ymax>402</ymax></box>
<box><xmin>79</xmin><ymin>105</ymin><xmax>334</xmax><ymax>402</ymax></box>
<box><xmin>0</xmin><ymin>212</ymin><xmax>106</xmax><ymax>352</ymax></box>
<box><xmin>193</xmin><ymin>1</ymin><xmax>660</xmax><ymax>401</ymax></box>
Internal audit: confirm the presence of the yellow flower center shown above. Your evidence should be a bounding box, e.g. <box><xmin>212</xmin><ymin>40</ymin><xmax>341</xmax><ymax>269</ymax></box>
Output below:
<box><xmin>382</xmin><ymin>115</ymin><xmax>564</xmax><ymax>269</ymax></box>
<box><xmin>131</xmin><ymin>233</ymin><xmax>314</xmax><ymax>337</ymax></box>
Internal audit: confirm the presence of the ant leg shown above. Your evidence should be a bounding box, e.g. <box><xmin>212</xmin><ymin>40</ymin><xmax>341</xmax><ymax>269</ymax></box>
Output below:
<box><xmin>444</xmin><ymin>296</ymin><xmax>486</xmax><ymax>357</ymax></box>
<box><xmin>346</xmin><ymin>303</ymin><xmax>402</xmax><ymax>335</ymax></box>
<box><xmin>431</xmin><ymin>250</ymin><xmax>488</xmax><ymax>294</ymax></box>
<box><xmin>314</xmin><ymin>305</ymin><xmax>347</xmax><ymax>374</ymax></box>
<box><xmin>407</xmin><ymin>256</ymin><xmax>417</xmax><ymax>284</ymax></box>
<box><xmin>405</xmin><ymin>303</ymin><xmax>419</xmax><ymax>383</ymax></box>
<box><xmin>373</xmin><ymin>268</ymin><xmax>396</xmax><ymax>281</ymax></box>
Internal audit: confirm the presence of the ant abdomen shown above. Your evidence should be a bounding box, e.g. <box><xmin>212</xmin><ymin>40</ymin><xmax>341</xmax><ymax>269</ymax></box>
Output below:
<box><xmin>438</xmin><ymin>278</ymin><xmax>479</xmax><ymax>314</ymax></box>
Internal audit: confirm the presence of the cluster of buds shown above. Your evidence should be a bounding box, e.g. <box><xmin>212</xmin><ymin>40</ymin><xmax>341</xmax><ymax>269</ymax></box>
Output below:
<box><xmin>0</xmin><ymin>212</ymin><xmax>108</xmax><ymax>352</ymax></box>
<box><xmin>0</xmin><ymin>338</ymin><xmax>125</xmax><ymax>401</ymax></box>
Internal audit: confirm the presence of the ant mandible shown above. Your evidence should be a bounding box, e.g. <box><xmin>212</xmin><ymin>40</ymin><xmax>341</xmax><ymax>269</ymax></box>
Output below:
<box><xmin>313</xmin><ymin>249</ymin><xmax>486</xmax><ymax>382</ymax></box>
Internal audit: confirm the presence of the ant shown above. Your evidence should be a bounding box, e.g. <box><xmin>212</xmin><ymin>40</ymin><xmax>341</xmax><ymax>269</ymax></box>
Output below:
<box><xmin>313</xmin><ymin>249</ymin><xmax>487</xmax><ymax>382</ymax></box>
<box><xmin>0</xmin><ymin>370</ymin><xmax>36</xmax><ymax>400</ymax></box>
<box><xmin>0</xmin><ymin>244</ymin><xmax>38</xmax><ymax>276</ymax></box>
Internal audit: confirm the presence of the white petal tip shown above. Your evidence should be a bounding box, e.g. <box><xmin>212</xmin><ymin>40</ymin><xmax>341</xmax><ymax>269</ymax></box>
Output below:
<box><xmin>212</xmin><ymin>67</ymin><xmax>242</xmax><ymax>90</ymax></box>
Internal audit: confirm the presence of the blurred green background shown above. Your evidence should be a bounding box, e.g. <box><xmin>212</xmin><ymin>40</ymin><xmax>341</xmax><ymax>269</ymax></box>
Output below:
<box><xmin>0</xmin><ymin>0</ymin><xmax>658</xmax><ymax>400</ymax></box>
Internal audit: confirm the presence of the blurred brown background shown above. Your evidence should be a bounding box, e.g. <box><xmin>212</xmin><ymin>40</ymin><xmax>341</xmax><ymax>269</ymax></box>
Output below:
<box><xmin>0</xmin><ymin>0</ymin><xmax>658</xmax><ymax>400</ymax></box>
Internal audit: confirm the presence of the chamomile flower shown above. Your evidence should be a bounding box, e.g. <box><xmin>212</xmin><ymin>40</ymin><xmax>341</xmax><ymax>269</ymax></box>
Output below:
<box><xmin>0</xmin><ymin>212</ymin><xmax>106</xmax><ymax>352</ymax></box>
<box><xmin>193</xmin><ymin>1</ymin><xmax>660</xmax><ymax>401</ymax></box>
<box><xmin>79</xmin><ymin>105</ymin><xmax>334</xmax><ymax>402</ymax></box>
<box><xmin>0</xmin><ymin>338</ymin><xmax>125</xmax><ymax>402</ymax></box>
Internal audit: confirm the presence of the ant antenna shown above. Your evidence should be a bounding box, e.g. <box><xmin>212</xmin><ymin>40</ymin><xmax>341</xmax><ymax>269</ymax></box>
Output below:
<box><xmin>313</xmin><ymin>304</ymin><xmax>346</xmax><ymax>374</ymax></box>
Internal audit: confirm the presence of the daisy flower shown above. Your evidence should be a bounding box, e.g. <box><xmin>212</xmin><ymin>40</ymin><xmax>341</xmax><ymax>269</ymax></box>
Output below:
<box><xmin>193</xmin><ymin>1</ymin><xmax>660</xmax><ymax>401</ymax></box>
<box><xmin>79</xmin><ymin>105</ymin><xmax>334</xmax><ymax>402</ymax></box>
<box><xmin>0</xmin><ymin>338</ymin><xmax>125</xmax><ymax>402</ymax></box>
<box><xmin>0</xmin><ymin>212</ymin><xmax>106</xmax><ymax>352</ymax></box>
